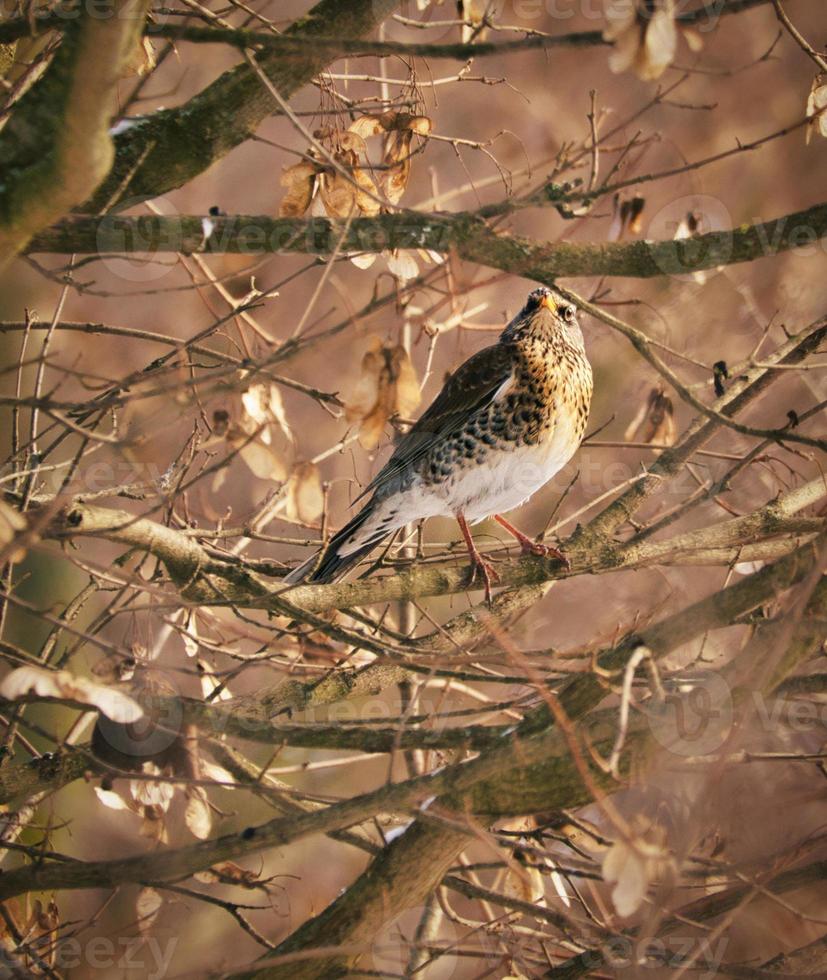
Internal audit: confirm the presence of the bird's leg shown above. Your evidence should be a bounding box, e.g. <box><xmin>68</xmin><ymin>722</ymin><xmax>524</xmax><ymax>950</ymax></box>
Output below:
<box><xmin>494</xmin><ymin>514</ymin><xmax>570</xmax><ymax>569</ymax></box>
<box><xmin>456</xmin><ymin>512</ymin><xmax>500</xmax><ymax>605</ymax></box>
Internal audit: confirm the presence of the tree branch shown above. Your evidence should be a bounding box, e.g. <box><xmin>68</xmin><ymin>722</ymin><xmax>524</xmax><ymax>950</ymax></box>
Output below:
<box><xmin>0</xmin><ymin>0</ymin><xmax>151</xmax><ymax>265</ymax></box>
<box><xmin>27</xmin><ymin>201</ymin><xmax>827</xmax><ymax>282</ymax></box>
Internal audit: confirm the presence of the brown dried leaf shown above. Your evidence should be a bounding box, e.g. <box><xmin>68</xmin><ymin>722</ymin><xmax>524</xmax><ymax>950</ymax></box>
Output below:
<box><xmin>94</xmin><ymin>786</ymin><xmax>132</xmax><ymax>811</ymax></box>
<box><xmin>338</xmin><ymin>130</ymin><xmax>368</xmax><ymax>156</ymax></box>
<box><xmin>386</xmin><ymin>249</ymin><xmax>419</xmax><ymax>282</ymax></box>
<box><xmin>348</xmin><ymin>114</ymin><xmax>385</xmax><ymax>139</ymax></box>
<box><xmin>240</xmin><ymin>383</ymin><xmax>291</xmax><ymax>443</ymax></box>
<box><xmin>390</xmin><ymin>345</ymin><xmax>421</xmax><ymax>418</ymax></box>
<box><xmin>131</xmin><ymin>763</ymin><xmax>174</xmax><ymax>810</ymax></box>
<box><xmin>407</xmin><ymin>115</ymin><xmax>432</xmax><ymax>135</ymax></box>
<box><xmin>0</xmin><ymin>666</ymin><xmax>143</xmax><ymax>723</ymax></box>
<box><xmin>136</xmin><ymin>887</ymin><xmax>162</xmax><ymax>935</ymax></box>
<box><xmin>286</xmin><ymin>462</ymin><xmax>325</xmax><ymax>524</ymax></box>
<box><xmin>345</xmin><ymin>339</ymin><xmax>421</xmax><ymax>449</ymax></box>
<box><xmin>353</xmin><ymin>167</ymin><xmax>381</xmax><ymax>216</ymax></box>
<box><xmin>0</xmin><ymin>499</ymin><xmax>27</xmax><ymax>563</ymax></box>
<box><xmin>345</xmin><ymin>337</ymin><xmax>385</xmax><ymax>424</ymax></box>
<box><xmin>806</xmin><ymin>76</ymin><xmax>827</xmax><ymax>143</ymax></box>
<box><xmin>185</xmin><ymin>787</ymin><xmax>212</xmax><ymax>840</ymax></box>
<box><xmin>140</xmin><ymin>804</ymin><xmax>169</xmax><ymax>844</ymax></box>
<box><xmin>194</xmin><ymin>861</ymin><xmax>260</xmax><ymax>886</ymax></box>
<box><xmin>279</xmin><ymin>161</ymin><xmax>317</xmax><ymax>218</ymax></box>
<box><xmin>602</xmin><ymin>822</ymin><xmax>672</xmax><ymax>917</ymax></box>
<box><xmin>319</xmin><ymin>171</ymin><xmax>357</xmax><ymax>218</ymax></box>
<box><xmin>638</xmin><ymin>5</ymin><xmax>677</xmax><ymax>80</ymax></box>
<box><xmin>624</xmin><ymin>386</ymin><xmax>676</xmax><ymax>447</ymax></box>
<box><xmin>382</xmin><ymin>130</ymin><xmax>413</xmax><ymax>204</ymax></box>
<box><xmin>236</xmin><ymin>439</ymin><xmax>288</xmax><ymax>481</ymax></box>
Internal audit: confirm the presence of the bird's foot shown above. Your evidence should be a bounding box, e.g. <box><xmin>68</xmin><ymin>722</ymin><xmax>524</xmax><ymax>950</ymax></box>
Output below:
<box><xmin>467</xmin><ymin>552</ymin><xmax>500</xmax><ymax>606</ymax></box>
<box><xmin>495</xmin><ymin>516</ymin><xmax>570</xmax><ymax>568</ymax></box>
<box><xmin>521</xmin><ymin>540</ymin><xmax>571</xmax><ymax>569</ymax></box>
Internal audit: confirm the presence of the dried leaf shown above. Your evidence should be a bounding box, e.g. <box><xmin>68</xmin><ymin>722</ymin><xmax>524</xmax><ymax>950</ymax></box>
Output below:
<box><xmin>136</xmin><ymin>887</ymin><xmax>162</xmax><ymax>935</ymax></box>
<box><xmin>345</xmin><ymin>337</ymin><xmax>384</xmax><ymax>424</ymax></box>
<box><xmin>197</xmin><ymin>657</ymin><xmax>232</xmax><ymax>702</ymax></box>
<box><xmin>353</xmin><ymin>167</ymin><xmax>381</xmax><ymax>216</ymax></box>
<box><xmin>123</xmin><ymin>36</ymin><xmax>156</xmax><ymax>77</ymax></box>
<box><xmin>382</xmin><ymin>130</ymin><xmax>414</xmax><ymax>204</ymax></box>
<box><xmin>624</xmin><ymin>386</ymin><xmax>676</xmax><ymax>446</ymax></box>
<box><xmin>386</xmin><ymin>249</ymin><xmax>419</xmax><ymax>282</ymax></box>
<box><xmin>319</xmin><ymin>171</ymin><xmax>357</xmax><ymax>218</ymax></box>
<box><xmin>0</xmin><ymin>499</ymin><xmax>28</xmax><ymax>563</ymax></box>
<box><xmin>349</xmin><ymin>252</ymin><xmax>377</xmax><ymax>270</ymax></box>
<box><xmin>638</xmin><ymin>6</ymin><xmax>677</xmax><ymax>80</ymax></box>
<box><xmin>94</xmin><ymin>786</ymin><xmax>131</xmax><ymax>811</ymax></box>
<box><xmin>0</xmin><ymin>666</ymin><xmax>143</xmax><ymax>723</ymax></box>
<box><xmin>806</xmin><ymin>76</ymin><xmax>827</xmax><ymax>143</ymax></box>
<box><xmin>185</xmin><ymin>787</ymin><xmax>212</xmax><ymax>840</ymax></box>
<box><xmin>195</xmin><ymin>861</ymin><xmax>259</xmax><ymax>885</ymax></box>
<box><xmin>390</xmin><ymin>345</ymin><xmax>421</xmax><ymax>418</ymax></box>
<box><xmin>279</xmin><ymin>161</ymin><xmax>317</xmax><ymax>217</ymax></box>
<box><xmin>345</xmin><ymin>339</ymin><xmax>421</xmax><ymax>449</ymax></box>
<box><xmin>682</xmin><ymin>26</ymin><xmax>703</xmax><ymax>52</ymax></box>
<box><xmin>131</xmin><ymin>762</ymin><xmax>174</xmax><ymax>810</ymax></box>
<box><xmin>338</xmin><ymin>130</ymin><xmax>368</xmax><ymax>156</ymax></box>
<box><xmin>240</xmin><ymin>383</ymin><xmax>291</xmax><ymax>443</ymax></box>
<box><xmin>236</xmin><ymin>439</ymin><xmax>288</xmax><ymax>481</ymax></box>
<box><xmin>602</xmin><ymin>838</ymin><xmax>650</xmax><ymax>916</ymax></box>
<box><xmin>503</xmin><ymin>859</ymin><xmax>545</xmax><ymax>905</ymax></box>
<box><xmin>286</xmin><ymin>462</ymin><xmax>325</xmax><ymax>524</ymax></box>
<box><xmin>605</xmin><ymin>0</ymin><xmax>678</xmax><ymax>80</ymax></box>
<box><xmin>348</xmin><ymin>114</ymin><xmax>385</xmax><ymax>139</ymax></box>
<box><xmin>602</xmin><ymin>821</ymin><xmax>672</xmax><ymax>917</ymax></box>
<box><xmin>180</xmin><ymin>610</ymin><xmax>199</xmax><ymax>658</ymax></box>
<box><xmin>608</xmin><ymin>24</ymin><xmax>640</xmax><ymax>74</ymax></box>
<box><xmin>140</xmin><ymin>804</ymin><xmax>169</xmax><ymax>844</ymax></box>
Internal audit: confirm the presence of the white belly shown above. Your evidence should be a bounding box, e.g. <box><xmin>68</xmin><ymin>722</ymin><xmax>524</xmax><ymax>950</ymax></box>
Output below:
<box><xmin>339</xmin><ymin>418</ymin><xmax>581</xmax><ymax>555</ymax></box>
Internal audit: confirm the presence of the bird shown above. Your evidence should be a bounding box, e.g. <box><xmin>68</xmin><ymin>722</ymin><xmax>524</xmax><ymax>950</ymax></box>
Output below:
<box><xmin>285</xmin><ymin>286</ymin><xmax>593</xmax><ymax>603</ymax></box>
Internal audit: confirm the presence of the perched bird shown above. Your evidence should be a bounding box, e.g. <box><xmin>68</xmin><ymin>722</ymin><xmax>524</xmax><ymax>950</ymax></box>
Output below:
<box><xmin>285</xmin><ymin>287</ymin><xmax>593</xmax><ymax>602</ymax></box>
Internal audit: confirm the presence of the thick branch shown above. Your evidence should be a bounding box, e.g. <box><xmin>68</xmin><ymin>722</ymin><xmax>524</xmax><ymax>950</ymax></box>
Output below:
<box><xmin>0</xmin><ymin>0</ymin><xmax>151</xmax><ymax>265</ymax></box>
<box><xmin>27</xmin><ymin>203</ymin><xmax>827</xmax><ymax>280</ymax></box>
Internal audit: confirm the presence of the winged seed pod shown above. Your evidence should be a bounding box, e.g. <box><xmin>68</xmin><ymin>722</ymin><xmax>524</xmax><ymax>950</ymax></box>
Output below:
<box><xmin>278</xmin><ymin>161</ymin><xmax>317</xmax><ymax>217</ymax></box>
<box><xmin>345</xmin><ymin>338</ymin><xmax>421</xmax><ymax>449</ymax></box>
<box><xmin>286</xmin><ymin>461</ymin><xmax>325</xmax><ymax>524</ymax></box>
<box><xmin>604</xmin><ymin>0</ymin><xmax>700</xmax><ymax>81</ymax></box>
<box><xmin>0</xmin><ymin>665</ymin><xmax>143</xmax><ymax>723</ymax></box>
<box><xmin>624</xmin><ymin>385</ymin><xmax>676</xmax><ymax>446</ymax></box>
<box><xmin>806</xmin><ymin>75</ymin><xmax>827</xmax><ymax>143</ymax></box>
<box><xmin>0</xmin><ymin>499</ymin><xmax>27</xmax><ymax>563</ymax></box>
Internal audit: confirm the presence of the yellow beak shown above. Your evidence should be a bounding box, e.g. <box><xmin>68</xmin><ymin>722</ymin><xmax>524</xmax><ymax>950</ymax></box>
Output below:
<box><xmin>539</xmin><ymin>292</ymin><xmax>558</xmax><ymax>314</ymax></box>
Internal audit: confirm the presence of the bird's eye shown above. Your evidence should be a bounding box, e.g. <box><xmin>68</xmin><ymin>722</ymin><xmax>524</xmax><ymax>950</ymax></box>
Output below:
<box><xmin>561</xmin><ymin>304</ymin><xmax>576</xmax><ymax>323</ymax></box>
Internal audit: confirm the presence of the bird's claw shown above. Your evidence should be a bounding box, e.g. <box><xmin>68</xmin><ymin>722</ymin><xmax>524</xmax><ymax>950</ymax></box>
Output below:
<box><xmin>522</xmin><ymin>541</ymin><xmax>571</xmax><ymax>570</ymax></box>
<box><xmin>467</xmin><ymin>553</ymin><xmax>500</xmax><ymax>606</ymax></box>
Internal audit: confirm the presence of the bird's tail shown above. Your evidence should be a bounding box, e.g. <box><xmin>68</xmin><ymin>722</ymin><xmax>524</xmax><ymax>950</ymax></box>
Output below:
<box><xmin>283</xmin><ymin>500</ymin><xmax>389</xmax><ymax>584</ymax></box>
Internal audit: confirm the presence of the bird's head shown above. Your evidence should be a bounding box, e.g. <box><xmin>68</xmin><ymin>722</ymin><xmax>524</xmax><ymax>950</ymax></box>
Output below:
<box><xmin>500</xmin><ymin>287</ymin><xmax>584</xmax><ymax>350</ymax></box>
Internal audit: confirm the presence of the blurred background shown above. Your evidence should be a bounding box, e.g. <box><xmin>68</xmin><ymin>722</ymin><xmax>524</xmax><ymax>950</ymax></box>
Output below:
<box><xmin>1</xmin><ymin>0</ymin><xmax>826</xmax><ymax>975</ymax></box>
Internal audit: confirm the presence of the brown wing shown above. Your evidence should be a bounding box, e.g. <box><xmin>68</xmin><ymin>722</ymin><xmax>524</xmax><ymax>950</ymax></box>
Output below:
<box><xmin>360</xmin><ymin>342</ymin><xmax>514</xmax><ymax>501</ymax></box>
